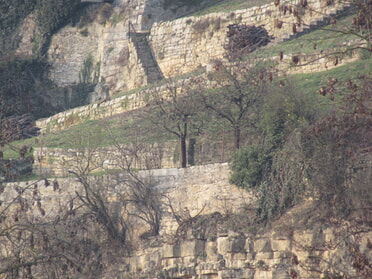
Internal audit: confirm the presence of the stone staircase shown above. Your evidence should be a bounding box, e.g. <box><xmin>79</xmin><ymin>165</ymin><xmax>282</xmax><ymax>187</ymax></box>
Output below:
<box><xmin>274</xmin><ymin>1</ymin><xmax>353</xmax><ymax>44</ymax></box>
<box><xmin>130</xmin><ymin>31</ymin><xmax>164</xmax><ymax>83</ymax></box>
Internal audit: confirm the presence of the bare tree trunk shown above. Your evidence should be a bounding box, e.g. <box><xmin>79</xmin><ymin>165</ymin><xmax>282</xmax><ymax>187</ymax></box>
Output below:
<box><xmin>188</xmin><ymin>138</ymin><xmax>196</xmax><ymax>166</ymax></box>
<box><xmin>234</xmin><ymin>124</ymin><xmax>241</xmax><ymax>150</ymax></box>
<box><xmin>180</xmin><ymin>134</ymin><xmax>187</xmax><ymax>168</ymax></box>
<box><xmin>180</xmin><ymin>122</ymin><xmax>187</xmax><ymax>168</ymax></box>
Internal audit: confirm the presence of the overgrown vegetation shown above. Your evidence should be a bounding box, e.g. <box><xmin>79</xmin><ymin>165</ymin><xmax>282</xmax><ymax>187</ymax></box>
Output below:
<box><xmin>229</xmin><ymin>68</ymin><xmax>372</xmax><ymax>223</ymax></box>
<box><xmin>0</xmin><ymin>53</ymin><xmax>98</xmax><ymax>164</ymax></box>
<box><xmin>224</xmin><ymin>24</ymin><xmax>273</xmax><ymax>59</ymax></box>
<box><xmin>0</xmin><ymin>0</ymin><xmax>371</xmax><ymax>277</ymax></box>
<box><xmin>0</xmin><ymin>0</ymin><xmax>36</xmax><ymax>51</ymax></box>
<box><xmin>0</xmin><ymin>57</ymin><xmax>54</xmax><ymax>119</ymax></box>
<box><xmin>0</xmin><ymin>0</ymin><xmax>87</xmax><ymax>56</ymax></box>
<box><xmin>0</xmin><ymin>128</ymin><xmax>165</xmax><ymax>278</ymax></box>
<box><xmin>35</xmin><ymin>0</ymin><xmax>81</xmax><ymax>55</ymax></box>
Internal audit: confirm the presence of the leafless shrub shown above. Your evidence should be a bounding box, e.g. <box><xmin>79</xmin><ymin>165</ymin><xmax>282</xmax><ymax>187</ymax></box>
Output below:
<box><xmin>0</xmin><ymin>114</ymin><xmax>39</xmax><ymax>144</ymax></box>
<box><xmin>224</xmin><ymin>24</ymin><xmax>273</xmax><ymax>60</ymax></box>
<box><xmin>292</xmin><ymin>55</ymin><xmax>300</xmax><ymax>65</ymax></box>
<box><xmin>0</xmin><ymin>180</ymin><xmax>105</xmax><ymax>278</ymax></box>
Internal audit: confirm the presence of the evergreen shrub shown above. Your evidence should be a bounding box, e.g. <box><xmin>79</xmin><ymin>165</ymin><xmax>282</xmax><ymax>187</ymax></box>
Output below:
<box><xmin>229</xmin><ymin>145</ymin><xmax>271</xmax><ymax>190</ymax></box>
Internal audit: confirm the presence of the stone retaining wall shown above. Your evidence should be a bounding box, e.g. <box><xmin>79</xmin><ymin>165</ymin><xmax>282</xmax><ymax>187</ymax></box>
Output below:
<box><xmin>149</xmin><ymin>0</ymin><xmax>349</xmax><ymax>77</ymax></box>
<box><xmin>115</xmin><ymin>224</ymin><xmax>372</xmax><ymax>279</ymax></box>
<box><xmin>35</xmin><ymin>50</ymin><xmax>360</xmax><ymax>134</ymax></box>
<box><xmin>33</xmin><ymin>138</ymin><xmax>233</xmax><ymax>177</ymax></box>
<box><xmin>2</xmin><ymin>163</ymin><xmax>252</xmax><ymax>236</ymax></box>
<box><xmin>3</xmin><ymin>163</ymin><xmax>370</xmax><ymax>279</ymax></box>
<box><xmin>33</xmin><ymin>0</ymin><xmax>357</xmax><ymax>133</ymax></box>
<box><xmin>19</xmin><ymin>0</ymin><xmax>351</xmax><ymax>98</ymax></box>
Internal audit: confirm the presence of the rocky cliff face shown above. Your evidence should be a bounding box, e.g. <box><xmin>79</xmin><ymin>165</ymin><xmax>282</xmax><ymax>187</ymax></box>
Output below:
<box><xmin>45</xmin><ymin>1</ymin><xmax>161</xmax><ymax>92</ymax></box>
<box><xmin>14</xmin><ymin>0</ymin><xmax>206</xmax><ymax>95</ymax></box>
<box><xmin>113</xmin><ymin>224</ymin><xmax>372</xmax><ymax>279</ymax></box>
<box><xmin>2</xmin><ymin>163</ymin><xmax>371</xmax><ymax>279</ymax></box>
<box><xmin>15</xmin><ymin>0</ymin><xmax>352</xmax><ymax>100</ymax></box>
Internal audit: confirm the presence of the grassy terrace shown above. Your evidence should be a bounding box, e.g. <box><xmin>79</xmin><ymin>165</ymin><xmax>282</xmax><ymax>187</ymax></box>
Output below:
<box><xmin>3</xmin><ymin>0</ymin><xmax>372</xmax><ymax>160</ymax></box>
<box><xmin>3</xmin><ymin>55</ymin><xmax>371</xmax><ymax>160</ymax></box>
<box><xmin>252</xmin><ymin>15</ymin><xmax>363</xmax><ymax>58</ymax></box>
<box><xmin>192</xmin><ymin>0</ymin><xmax>272</xmax><ymax>16</ymax></box>
<box><xmin>194</xmin><ymin>1</ymin><xmax>363</xmax><ymax>59</ymax></box>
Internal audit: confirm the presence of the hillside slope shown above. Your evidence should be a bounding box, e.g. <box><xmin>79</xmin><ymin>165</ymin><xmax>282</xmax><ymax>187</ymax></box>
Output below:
<box><xmin>0</xmin><ymin>1</ymin><xmax>371</xmax><ymax>279</ymax></box>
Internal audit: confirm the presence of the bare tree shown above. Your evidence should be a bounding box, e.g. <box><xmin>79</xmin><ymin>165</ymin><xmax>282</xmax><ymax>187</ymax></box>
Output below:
<box><xmin>148</xmin><ymin>80</ymin><xmax>204</xmax><ymax>168</ymax></box>
<box><xmin>200</xmin><ymin>60</ymin><xmax>269</xmax><ymax>149</ymax></box>
<box><xmin>64</xmin><ymin>125</ymin><xmax>163</xmax><ymax>240</ymax></box>
<box><xmin>0</xmin><ymin>179</ymin><xmax>105</xmax><ymax>278</ymax></box>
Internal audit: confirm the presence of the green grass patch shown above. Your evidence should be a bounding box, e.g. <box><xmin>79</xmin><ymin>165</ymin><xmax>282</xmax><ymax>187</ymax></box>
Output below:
<box><xmin>291</xmin><ymin>57</ymin><xmax>372</xmax><ymax>91</ymax></box>
<box><xmin>1</xmin><ymin>111</ymin><xmax>176</xmax><ymax>159</ymax></box>
<box><xmin>253</xmin><ymin>15</ymin><xmax>358</xmax><ymax>58</ymax></box>
<box><xmin>2</xmin><ymin>57</ymin><xmax>371</xmax><ymax>160</ymax></box>
<box><xmin>192</xmin><ymin>0</ymin><xmax>272</xmax><ymax>16</ymax></box>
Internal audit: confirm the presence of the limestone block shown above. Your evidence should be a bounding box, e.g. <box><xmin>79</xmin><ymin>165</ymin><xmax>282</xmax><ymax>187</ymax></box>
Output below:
<box><xmin>217</xmin><ymin>235</ymin><xmax>246</xmax><ymax>254</ymax></box>
<box><xmin>244</xmin><ymin>236</ymin><xmax>255</xmax><ymax>253</ymax></box>
<box><xmin>292</xmin><ymin>250</ymin><xmax>309</xmax><ymax>264</ymax></box>
<box><xmin>231</xmin><ymin>236</ymin><xmax>246</xmax><ymax>253</ymax></box>
<box><xmin>254</xmin><ymin>238</ymin><xmax>272</xmax><ymax>253</ymax></box>
<box><xmin>205</xmin><ymin>241</ymin><xmax>219</xmax><ymax>261</ymax></box>
<box><xmin>271</xmin><ymin>238</ymin><xmax>291</xmax><ymax>251</ymax></box>
<box><xmin>273</xmin><ymin>251</ymin><xmax>293</xmax><ymax>260</ymax></box>
<box><xmin>272</xmin><ymin>266</ymin><xmax>292</xmax><ymax>279</ymax></box>
<box><xmin>161</xmin><ymin>257</ymin><xmax>181</xmax><ymax>267</ymax></box>
<box><xmin>225</xmin><ymin>252</ymin><xmax>247</xmax><ymax>268</ymax></box>
<box><xmin>255</xmin><ymin>252</ymin><xmax>274</xmax><ymax>261</ymax></box>
<box><xmin>292</xmin><ymin>231</ymin><xmax>314</xmax><ymax>248</ymax></box>
<box><xmin>180</xmin><ymin>240</ymin><xmax>205</xmax><ymax>257</ymax></box>
<box><xmin>246</xmin><ymin>252</ymin><xmax>255</xmax><ymax>261</ymax></box>
<box><xmin>197</xmin><ymin>262</ymin><xmax>219</xmax><ymax>274</ymax></box>
<box><xmin>219</xmin><ymin>269</ymin><xmax>255</xmax><ymax>279</ymax></box>
<box><xmin>199</xmin><ymin>272</ymin><xmax>218</xmax><ymax>279</ymax></box>
<box><xmin>162</xmin><ymin>244</ymin><xmax>181</xmax><ymax>258</ymax></box>
<box><xmin>252</xmin><ymin>269</ymin><xmax>272</xmax><ymax>279</ymax></box>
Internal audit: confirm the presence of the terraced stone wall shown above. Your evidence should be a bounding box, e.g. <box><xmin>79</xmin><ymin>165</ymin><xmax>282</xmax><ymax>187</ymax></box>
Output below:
<box><xmin>32</xmin><ymin>138</ymin><xmax>232</xmax><ymax>177</ymax></box>
<box><xmin>2</xmin><ymin>163</ymin><xmax>371</xmax><ymax>279</ymax></box>
<box><xmin>149</xmin><ymin>0</ymin><xmax>349</xmax><ymax>77</ymax></box>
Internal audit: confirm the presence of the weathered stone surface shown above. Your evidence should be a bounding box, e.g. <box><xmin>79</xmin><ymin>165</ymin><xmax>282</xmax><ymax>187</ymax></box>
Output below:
<box><xmin>2</xmin><ymin>162</ymin><xmax>372</xmax><ymax>279</ymax></box>
<box><xmin>180</xmin><ymin>240</ymin><xmax>206</xmax><ymax>257</ymax></box>
<box><xmin>271</xmin><ymin>238</ymin><xmax>291</xmax><ymax>252</ymax></box>
<box><xmin>254</xmin><ymin>238</ymin><xmax>272</xmax><ymax>253</ymax></box>
<box><xmin>205</xmin><ymin>241</ymin><xmax>219</xmax><ymax>261</ymax></box>
<box><xmin>4</xmin><ymin>2</ymin><xmax>370</xmax><ymax>278</ymax></box>
<box><xmin>163</xmin><ymin>244</ymin><xmax>181</xmax><ymax>258</ymax></box>
<box><xmin>255</xmin><ymin>252</ymin><xmax>274</xmax><ymax>261</ymax></box>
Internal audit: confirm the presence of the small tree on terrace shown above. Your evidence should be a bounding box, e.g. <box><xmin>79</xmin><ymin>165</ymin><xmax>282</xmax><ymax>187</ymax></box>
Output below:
<box><xmin>148</xmin><ymin>80</ymin><xmax>204</xmax><ymax>168</ymax></box>
<box><xmin>200</xmin><ymin>61</ymin><xmax>270</xmax><ymax>150</ymax></box>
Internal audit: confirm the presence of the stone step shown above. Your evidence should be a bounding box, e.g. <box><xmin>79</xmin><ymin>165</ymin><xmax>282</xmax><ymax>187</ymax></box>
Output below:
<box><xmin>130</xmin><ymin>32</ymin><xmax>164</xmax><ymax>83</ymax></box>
